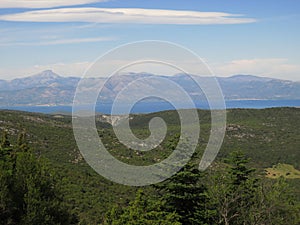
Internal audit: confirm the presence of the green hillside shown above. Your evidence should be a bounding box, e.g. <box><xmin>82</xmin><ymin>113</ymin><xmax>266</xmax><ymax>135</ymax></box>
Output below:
<box><xmin>0</xmin><ymin>107</ymin><xmax>299</xmax><ymax>224</ymax></box>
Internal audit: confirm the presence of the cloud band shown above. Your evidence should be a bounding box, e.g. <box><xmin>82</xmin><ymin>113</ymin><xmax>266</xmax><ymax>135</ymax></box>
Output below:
<box><xmin>0</xmin><ymin>8</ymin><xmax>256</xmax><ymax>25</ymax></box>
<box><xmin>0</xmin><ymin>0</ymin><xmax>108</xmax><ymax>9</ymax></box>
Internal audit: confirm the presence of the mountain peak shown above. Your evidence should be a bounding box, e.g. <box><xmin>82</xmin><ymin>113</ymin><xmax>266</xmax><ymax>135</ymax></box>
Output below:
<box><xmin>42</xmin><ymin>69</ymin><xmax>54</xmax><ymax>74</ymax></box>
<box><xmin>32</xmin><ymin>70</ymin><xmax>61</xmax><ymax>79</ymax></box>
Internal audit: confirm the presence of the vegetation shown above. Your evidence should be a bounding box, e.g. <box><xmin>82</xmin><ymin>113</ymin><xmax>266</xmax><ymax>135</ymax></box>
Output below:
<box><xmin>103</xmin><ymin>189</ymin><xmax>181</xmax><ymax>225</ymax></box>
<box><xmin>0</xmin><ymin>107</ymin><xmax>299</xmax><ymax>224</ymax></box>
<box><xmin>104</xmin><ymin>152</ymin><xmax>299</xmax><ymax>225</ymax></box>
<box><xmin>265</xmin><ymin>163</ymin><xmax>300</xmax><ymax>179</ymax></box>
<box><xmin>0</xmin><ymin>131</ymin><xmax>73</xmax><ymax>224</ymax></box>
<box><xmin>207</xmin><ymin>151</ymin><xmax>299</xmax><ymax>225</ymax></box>
<box><xmin>155</xmin><ymin>164</ymin><xmax>212</xmax><ymax>225</ymax></box>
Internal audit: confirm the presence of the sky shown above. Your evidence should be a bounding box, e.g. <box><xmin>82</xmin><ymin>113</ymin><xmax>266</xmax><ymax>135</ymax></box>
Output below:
<box><xmin>0</xmin><ymin>0</ymin><xmax>299</xmax><ymax>81</ymax></box>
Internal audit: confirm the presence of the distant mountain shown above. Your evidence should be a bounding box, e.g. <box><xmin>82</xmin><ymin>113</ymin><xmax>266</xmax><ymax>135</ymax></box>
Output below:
<box><xmin>0</xmin><ymin>70</ymin><xmax>79</xmax><ymax>91</ymax></box>
<box><xmin>216</xmin><ymin>75</ymin><xmax>300</xmax><ymax>100</ymax></box>
<box><xmin>0</xmin><ymin>70</ymin><xmax>299</xmax><ymax>106</ymax></box>
<box><xmin>0</xmin><ymin>70</ymin><xmax>80</xmax><ymax>106</ymax></box>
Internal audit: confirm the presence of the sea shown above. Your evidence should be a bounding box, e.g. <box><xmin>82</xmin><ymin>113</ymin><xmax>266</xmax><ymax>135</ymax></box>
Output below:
<box><xmin>0</xmin><ymin>99</ymin><xmax>299</xmax><ymax>115</ymax></box>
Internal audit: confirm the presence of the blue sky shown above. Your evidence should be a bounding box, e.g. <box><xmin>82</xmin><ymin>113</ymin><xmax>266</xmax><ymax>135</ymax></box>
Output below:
<box><xmin>0</xmin><ymin>0</ymin><xmax>299</xmax><ymax>80</ymax></box>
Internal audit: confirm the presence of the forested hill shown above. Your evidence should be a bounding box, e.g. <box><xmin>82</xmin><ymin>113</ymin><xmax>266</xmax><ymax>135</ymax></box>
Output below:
<box><xmin>0</xmin><ymin>107</ymin><xmax>299</xmax><ymax>224</ymax></box>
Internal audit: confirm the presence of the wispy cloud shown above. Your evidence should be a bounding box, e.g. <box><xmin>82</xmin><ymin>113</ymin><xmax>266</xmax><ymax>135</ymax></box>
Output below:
<box><xmin>0</xmin><ymin>0</ymin><xmax>108</xmax><ymax>9</ymax></box>
<box><xmin>0</xmin><ymin>36</ymin><xmax>115</xmax><ymax>46</ymax></box>
<box><xmin>0</xmin><ymin>7</ymin><xmax>257</xmax><ymax>25</ymax></box>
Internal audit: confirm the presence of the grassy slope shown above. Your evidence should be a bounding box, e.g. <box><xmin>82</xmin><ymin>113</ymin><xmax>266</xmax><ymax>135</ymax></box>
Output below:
<box><xmin>265</xmin><ymin>163</ymin><xmax>300</xmax><ymax>179</ymax></box>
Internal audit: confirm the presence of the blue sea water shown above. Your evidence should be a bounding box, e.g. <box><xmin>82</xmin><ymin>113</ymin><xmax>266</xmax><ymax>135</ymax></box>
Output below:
<box><xmin>1</xmin><ymin>99</ymin><xmax>299</xmax><ymax>115</ymax></box>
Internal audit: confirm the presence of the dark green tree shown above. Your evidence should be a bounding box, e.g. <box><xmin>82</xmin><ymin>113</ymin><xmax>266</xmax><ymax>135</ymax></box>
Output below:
<box><xmin>0</xmin><ymin>155</ymin><xmax>14</xmax><ymax>224</ymax></box>
<box><xmin>156</xmin><ymin>164</ymin><xmax>213</xmax><ymax>225</ymax></box>
<box><xmin>16</xmin><ymin>131</ymin><xmax>29</xmax><ymax>152</ymax></box>
<box><xmin>0</xmin><ymin>130</ymin><xmax>12</xmax><ymax>161</ymax></box>
<box><xmin>0</xmin><ymin>130</ymin><xmax>10</xmax><ymax>149</ymax></box>
<box><xmin>104</xmin><ymin>189</ymin><xmax>181</xmax><ymax>225</ymax></box>
<box><xmin>208</xmin><ymin>151</ymin><xmax>258</xmax><ymax>225</ymax></box>
<box><xmin>0</xmin><ymin>131</ymin><xmax>73</xmax><ymax>225</ymax></box>
<box><xmin>225</xmin><ymin>151</ymin><xmax>256</xmax><ymax>186</ymax></box>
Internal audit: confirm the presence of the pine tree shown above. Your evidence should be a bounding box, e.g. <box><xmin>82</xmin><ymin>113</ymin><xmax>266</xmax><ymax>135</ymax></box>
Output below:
<box><xmin>208</xmin><ymin>151</ymin><xmax>259</xmax><ymax>225</ymax></box>
<box><xmin>16</xmin><ymin>131</ymin><xmax>29</xmax><ymax>152</ymax></box>
<box><xmin>225</xmin><ymin>150</ymin><xmax>256</xmax><ymax>186</ymax></box>
<box><xmin>104</xmin><ymin>189</ymin><xmax>181</xmax><ymax>225</ymax></box>
<box><xmin>0</xmin><ymin>131</ymin><xmax>73</xmax><ymax>224</ymax></box>
<box><xmin>0</xmin><ymin>130</ymin><xmax>10</xmax><ymax>149</ymax></box>
<box><xmin>0</xmin><ymin>130</ymin><xmax>12</xmax><ymax>160</ymax></box>
<box><xmin>156</xmin><ymin>164</ymin><xmax>212</xmax><ymax>225</ymax></box>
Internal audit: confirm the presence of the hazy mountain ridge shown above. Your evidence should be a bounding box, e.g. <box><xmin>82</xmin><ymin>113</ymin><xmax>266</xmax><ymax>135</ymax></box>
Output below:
<box><xmin>0</xmin><ymin>70</ymin><xmax>79</xmax><ymax>91</ymax></box>
<box><xmin>0</xmin><ymin>70</ymin><xmax>299</xmax><ymax>106</ymax></box>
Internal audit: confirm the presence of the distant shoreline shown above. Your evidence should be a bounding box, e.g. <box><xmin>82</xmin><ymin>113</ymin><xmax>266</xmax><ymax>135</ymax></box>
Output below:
<box><xmin>0</xmin><ymin>99</ymin><xmax>299</xmax><ymax>115</ymax></box>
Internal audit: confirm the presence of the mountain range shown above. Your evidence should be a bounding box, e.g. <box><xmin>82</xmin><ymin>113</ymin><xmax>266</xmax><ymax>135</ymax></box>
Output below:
<box><xmin>0</xmin><ymin>70</ymin><xmax>299</xmax><ymax>106</ymax></box>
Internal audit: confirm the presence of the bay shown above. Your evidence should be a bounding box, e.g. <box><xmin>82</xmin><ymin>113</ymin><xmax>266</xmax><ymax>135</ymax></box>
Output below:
<box><xmin>1</xmin><ymin>99</ymin><xmax>299</xmax><ymax>115</ymax></box>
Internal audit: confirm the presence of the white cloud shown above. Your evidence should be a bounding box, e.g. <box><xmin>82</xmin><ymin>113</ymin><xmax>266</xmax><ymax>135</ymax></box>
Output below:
<box><xmin>214</xmin><ymin>58</ymin><xmax>300</xmax><ymax>81</ymax></box>
<box><xmin>0</xmin><ymin>36</ymin><xmax>115</xmax><ymax>46</ymax></box>
<box><xmin>0</xmin><ymin>7</ymin><xmax>256</xmax><ymax>25</ymax></box>
<box><xmin>0</xmin><ymin>0</ymin><xmax>108</xmax><ymax>9</ymax></box>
